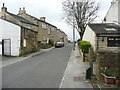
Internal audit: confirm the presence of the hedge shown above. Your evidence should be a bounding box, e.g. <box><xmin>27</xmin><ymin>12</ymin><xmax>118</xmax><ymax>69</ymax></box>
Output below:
<box><xmin>78</xmin><ymin>41</ymin><xmax>91</xmax><ymax>53</ymax></box>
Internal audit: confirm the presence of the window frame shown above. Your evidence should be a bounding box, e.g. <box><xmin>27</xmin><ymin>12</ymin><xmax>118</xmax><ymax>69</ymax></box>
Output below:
<box><xmin>48</xmin><ymin>27</ymin><xmax>51</xmax><ymax>35</ymax></box>
<box><xmin>41</xmin><ymin>24</ymin><xmax>47</xmax><ymax>30</ymax></box>
<box><xmin>107</xmin><ymin>37</ymin><xmax>120</xmax><ymax>47</ymax></box>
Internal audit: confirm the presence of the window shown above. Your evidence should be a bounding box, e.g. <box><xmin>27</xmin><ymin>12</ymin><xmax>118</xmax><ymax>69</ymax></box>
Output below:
<box><xmin>42</xmin><ymin>36</ymin><xmax>46</xmax><ymax>41</ymax></box>
<box><xmin>51</xmin><ymin>27</ymin><xmax>54</xmax><ymax>31</ymax></box>
<box><xmin>48</xmin><ymin>28</ymin><xmax>51</xmax><ymax>35</ymax></box>
<box><xmin>41</xmin><ymin>24</ymin><xmax>47</xmax><ymax>30</ymax></box>
<box><xmin>108</xmin><ymin>37</ymin><xmax>120</xmax><ymax>47</ymax></box>
<box><xmin>25</xmin><ymin>25</ymin><xmax>32</xmax><ymax>29</ymax></box>
<box><xmin>54</xmin><ymin>28</ymin><xmax>56</xmax><ymax>31</ymax></box>
<box><xmin>23</xmin><ymin>39</ymin><xmax>26</xmax><ymax>47</ymax></box>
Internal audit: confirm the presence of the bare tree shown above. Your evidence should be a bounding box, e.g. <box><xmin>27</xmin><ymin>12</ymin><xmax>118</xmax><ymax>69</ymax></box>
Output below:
<box><xmin>62</xmin><ymin>0</ymin><xmax>99</xmax><ymax>40</ymax></box>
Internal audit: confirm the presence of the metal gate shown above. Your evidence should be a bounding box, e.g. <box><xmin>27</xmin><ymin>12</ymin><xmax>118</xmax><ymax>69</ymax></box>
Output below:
<box><xmin>2</xmin><ymin>39</ymin><xmax>11</xmax><ymax>56</ymax></box>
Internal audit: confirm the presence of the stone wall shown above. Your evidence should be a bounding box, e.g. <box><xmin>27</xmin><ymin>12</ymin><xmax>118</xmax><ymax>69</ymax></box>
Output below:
<box><xmin>96</xmin><ymin>51</ymin><xmax>120</xmax><ymax>81</ymax></box>
<box><xmin>20</xmin><ymin>27</ymin><xmax>39</xmax><ymax>56</ymax></box>
<box><xmin>96</xmin><ymin>36</ymin><xmax>120</xmax><ymax>52</ymax></box>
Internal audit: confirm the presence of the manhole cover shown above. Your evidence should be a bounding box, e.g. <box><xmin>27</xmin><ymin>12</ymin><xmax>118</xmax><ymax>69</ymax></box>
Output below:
<box><xmin>76</xmin><ymin>56</ymin><xmax>81</xmax><ymax>58</ymax></box>
<box><xmin>74</xmin><ymin>76</ymin><xmax>84</xmax><ymax>82</ymax></box>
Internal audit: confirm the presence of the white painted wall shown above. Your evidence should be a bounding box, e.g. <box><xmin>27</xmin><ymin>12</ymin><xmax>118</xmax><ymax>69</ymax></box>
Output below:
<box><xmin>104</xmin><ymin>0</ymin><xmax>119</xmax><ymax>23</ymax></box>
<box><xmin>0</xmin><ymin>19</ymin><xmax>21</xmax><ymax>56</ymax></box>
<box><xmin>0</xmin><ymin>21</ymin><xmax>2</xmax><ymax>55</ymax></box>
<box><xmin>118</xmin><ymin>1</ymin><xmax>120</xmax><ymax>22</ymax></box>
<box><xmin>82</xmin><ymin>25</ymin><xmax>96</xmax><ymax>51</ymax></box>
<box><xmin>0</xmin><ymin>19</ymin><xmax>2</xmax><ymax>90</ymax></box>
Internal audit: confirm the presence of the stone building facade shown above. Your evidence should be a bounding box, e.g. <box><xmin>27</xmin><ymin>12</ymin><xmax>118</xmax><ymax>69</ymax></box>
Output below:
<box><xmin>17</xmin><ymin>8</ymin><xmax>68</xmax><ymax>45</ymax></box>
<box><xmin>0</xmin><ymin>4</ymin><xmax>39</xmax><ymax>56</ymax></box>
<box><xmin>83</xmin><ymin>0</ymin><xmax>120</xmax><ymax>82</ymax></box>
<box><xmin>83</xmin><ymin>23</ymin><xmax>120</xmax><ymax>80</ymax></box>
<box><xmin>57</xmin><ymin>29</ymin><xmax>68</xmax><ymax>44</ymax></box>
<box><xmin>96</xmin><ymin>52</ymin><xmax>120</xmax><ymax>81</ymax></box>
<box><xmin>0</xmin><ymin>4</ymin><xmax>68</xmax><ymax>55</ymax></box>
<box><xmin>0</xmin><ymin>4</ymin><xmax>67</xmax><ymax>53</ymax></box>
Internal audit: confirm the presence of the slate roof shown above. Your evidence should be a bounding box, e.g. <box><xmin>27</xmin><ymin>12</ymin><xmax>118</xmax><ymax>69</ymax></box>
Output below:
<box><xmin>0</xmin><ymin>17</ymin><xmax>37</xmax><ymax>33</ymax></box>
<box><xmin>58</xmin><ymin>29</ymin><xmax>67</xmax><ymax>36</ymax></box>
<box><xmin>88</xmin><ymin>23</ymin><xmax>120</xmax><ymax>36</ymax></box>
<box><xmin>7</xmin><ymin>12</ymin><xmax>38</xmax><ymax>26</ymax></box>
<box><xmin>21</xmin><ymin>13</ymin><xmax>57</xmax><ymax>28</ymax></box>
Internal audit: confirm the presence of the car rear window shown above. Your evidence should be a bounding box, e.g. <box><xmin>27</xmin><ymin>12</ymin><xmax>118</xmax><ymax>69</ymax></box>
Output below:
<box><xmin>57</xmin><ymin>42</ymin><xmax>62</xmax><ymax>44</ymax></box>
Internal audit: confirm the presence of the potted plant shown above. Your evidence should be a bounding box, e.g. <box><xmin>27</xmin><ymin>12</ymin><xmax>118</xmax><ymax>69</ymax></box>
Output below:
<box><xmin>115</xmin><ymin>77</ymin><xmax>120</xmax><ymax>85</ymax></box>
<box><xmin>101</xmin><ymin>71</ymin><xmax>115</xmax><ymax>84</ymax></box>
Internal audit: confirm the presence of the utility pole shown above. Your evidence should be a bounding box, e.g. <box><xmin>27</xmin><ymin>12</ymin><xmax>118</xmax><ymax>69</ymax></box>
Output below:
<box><xmin>73</xmin><ymin>2</ymin><xmax>75</xmax><ymax>50</ymax></box>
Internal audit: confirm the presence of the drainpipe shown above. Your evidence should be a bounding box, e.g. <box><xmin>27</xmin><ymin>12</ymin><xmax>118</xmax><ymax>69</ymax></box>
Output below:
<box><xmin>96</xmin><ymin>36</ymin><xmax>99</xmax><ymax>52</ymax></box>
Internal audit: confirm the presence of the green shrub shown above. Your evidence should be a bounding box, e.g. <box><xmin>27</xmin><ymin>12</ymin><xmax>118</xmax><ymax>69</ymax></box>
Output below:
<box><xmin>32</xmin><ymin>46</ymin><xmax>39</xmax><ymax>52</ymax></box>
<box><xmin>104</xmin><ymin>72</ymin><xmax>115</xmax><ymax>77</ymax></box>
<box><xmin>49</xmin><ymin>39</ymin><xmax>54</xmax><ymax>46</ymax></box>
<box><xmin>79</xmin><ymin>41</ymin><xmax>91</xmax><ymax>53</ymax></box>
<box><xmin>103</xmin><ymin>70</ymin><xmax>115</xmax><ymax>77</ymax></box>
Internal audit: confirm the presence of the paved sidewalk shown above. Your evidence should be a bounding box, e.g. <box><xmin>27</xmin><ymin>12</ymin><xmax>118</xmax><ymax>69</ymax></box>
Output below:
<box><xmin>0</xmin><ymin>47</ymin><xmax>54</xmax><ymax>68</ymax></box>
<box><xmin>60</xmin><ymin>44</ymin><xmax>93</xmax><ymax>88</ymax></box>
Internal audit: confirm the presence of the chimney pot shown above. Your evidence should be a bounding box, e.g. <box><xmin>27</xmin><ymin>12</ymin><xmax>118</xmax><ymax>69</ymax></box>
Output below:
<box><xmin>40</xmin><ymin>17</ymin><xmax>46</xmax><ymax>21</ymax></box>
<box><xmin>1</xmin><ymin>3</ymin><xmax>7</xmax><ymax>12</ymax></box>
<box><xmin>3</xmin><ymin>3</ymin><xmax>5</xmax><ymax>7</ymax></box>
<box><xmin>18</xmin><ymin>7</ymin><xmax>26</xmax><ymax>14</ymax></box>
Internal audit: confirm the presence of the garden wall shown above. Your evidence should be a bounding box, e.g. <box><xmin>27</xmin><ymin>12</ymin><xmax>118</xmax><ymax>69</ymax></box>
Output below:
<box><xmin>96</xmin><ymin>51</ymin><xmax>120</xmax><ymax>81</ymax></box>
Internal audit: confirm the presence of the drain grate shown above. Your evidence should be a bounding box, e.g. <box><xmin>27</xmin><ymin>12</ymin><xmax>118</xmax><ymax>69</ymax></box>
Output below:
<box><xmin>74</xmin><ymin>76</ymin><xmax>84</xmax><ymax>82</ymax></box>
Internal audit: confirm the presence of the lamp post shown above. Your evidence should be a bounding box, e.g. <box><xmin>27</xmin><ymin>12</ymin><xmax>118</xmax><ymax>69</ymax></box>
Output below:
<box><xmin>73</xmin><ymin>2</ymin><xmax>75</xmax><ymax>50</ymax></box>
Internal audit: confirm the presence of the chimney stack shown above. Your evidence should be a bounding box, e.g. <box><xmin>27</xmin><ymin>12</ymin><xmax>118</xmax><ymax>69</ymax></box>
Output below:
<box><xmin>18</xmin><ymin>7</ymin><xmax>26</xmax><ymax>14</ymax></box>
<box><xmin>1</xmin><ymin>3</ymin><xmax>7</xmax><ymax>12</ymax></box>
<box><xmin>40</xmin><ymin>17</ymin><xmax>46</xmax><ymax>21</ymax></box>
<box><xmin>23</xmin><ymin>7</ymin><xmax>26</xmax><ymax>13</ymax></box>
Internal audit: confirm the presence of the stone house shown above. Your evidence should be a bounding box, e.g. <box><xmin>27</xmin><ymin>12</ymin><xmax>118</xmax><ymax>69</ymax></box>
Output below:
<box><xmin>0</xmin><ymin>4</ymin><xmax>39</xmax><ymax>56</ymax></box>
<box><xmin>62</xmin><ymin>31</ymin><xmax>68</xmax><ymax>44</ymax></box>
<box><xmin>83</xmin><ymin>23</ymin><xmax>120</xmax><ymax>80</ymax></box>
<box><xmin>83</xmin><ymin>23</ymin><xmax>120</xmax><ymax>52</ymax></box>
<box><xmin>82</xmin><ymin>0</ymin><xmax>120</xmax><ymax>81</ymax></box>
<box><xmin>17</xmin><ymin>8</ymin><xmax>58</xmax><ymax>45</ymax></box>
<box><xmin>56</xmin><ymin>29</ymin><xmax>64</xmax><ymax>42</ymax></box>
<box><xmin>39</xmin><ymin>17</ymin><xmax>58</xmax><ymax>44</ymax></box>
<box><xmin>57</xmin><ymin>29</ymin><xmax>68</xmax><ymax>44</ymax></box>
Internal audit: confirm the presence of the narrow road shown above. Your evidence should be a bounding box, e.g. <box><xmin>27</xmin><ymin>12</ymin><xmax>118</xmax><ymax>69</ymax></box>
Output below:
<box><xmin>2</xmin><ymin>43</ymin><xmax>73</xmax><ymax>88</ymax></box>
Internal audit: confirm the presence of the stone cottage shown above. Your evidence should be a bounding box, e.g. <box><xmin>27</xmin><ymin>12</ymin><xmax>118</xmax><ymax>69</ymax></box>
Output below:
<box><xmin>57</xmin><ymin>29</ymin><xmax>68</xmax><ymax>44</ymax></box>
<box><xmin>17</xmin><ymin>8</ymin><xmax>58</xmax><ymax>45</ymax></box>
<box><xmin>83</xmin><ymin>23</ymin><xmax>120</xmax><ymax>80</ymax></box>
<box><xmin>0</xmin><ymin>4</ymin><xmax>39</xmax><ymax>56</ymax></box>
<box><xmin>17</xmin><ymin>8</ymin><xmax>68</xmax><ymax>45</ymax></box>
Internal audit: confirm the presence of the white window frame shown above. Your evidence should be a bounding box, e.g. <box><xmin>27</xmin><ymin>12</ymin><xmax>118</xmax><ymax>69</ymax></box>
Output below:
<box><xmin>23</xmin><ymin>39</ymin><xmax>26</xmax><ymax>47</ymax></box>
<box><xmin>41</xmin><ymin>24</ymin><xmax>47</xmax><ymax>30</ymax></box>
<box><xmin>25</xmin><ymin>25</ymin><xmax>32</xmax><ymax>29</ymax></box>
<box><xmin>51</xmin><ymin>27</ymin><xmax>54</xmax><ymax>31</ymax></box>
<box><xmin>48</xmin><ymin>27</ymin><xmax>51</xmax><ymax>35</ymax></box>
<box><xmin>42</xmin><ymin>36</ymin><xmax>47</xmax><ymax>41</ymax></box>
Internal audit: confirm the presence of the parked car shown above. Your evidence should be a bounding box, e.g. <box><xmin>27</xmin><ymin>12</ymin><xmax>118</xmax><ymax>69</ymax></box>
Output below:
<box><xmin>55</xmin><ymin>42</ymin><xmax>64</xmax><ymax>47</ymax></box>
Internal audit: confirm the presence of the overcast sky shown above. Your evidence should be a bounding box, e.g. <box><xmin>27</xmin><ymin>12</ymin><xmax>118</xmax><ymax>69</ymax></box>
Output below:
<box><xmin>0</xmin><ymin>0</ymin><xmax>113</xmax><ymax>41</ymax></box>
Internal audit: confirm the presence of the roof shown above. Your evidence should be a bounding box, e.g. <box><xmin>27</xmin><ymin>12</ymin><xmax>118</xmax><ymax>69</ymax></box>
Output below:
<box><xmin>0</xmin><ymin>18</ymin><xmax>37</xmax><ymax>33</ymax></box>
<box><xmin>20</xmin><ymin>13</ymin><xmax>57</xmax><ymax>28</ymax></box>
<box><xmin>88</xmin><ymin>23</ymin><xmax>120</xmax><ymax>36</ymax></box>
<box><xmin>7</xmin><ymin>12</ymin><xmax>38</xmax><ymax>26</ymax></box>
<box><xmin>59</xmin><ymin>29</ymin><xmax>67</xmax><ymax>36</ymax></box>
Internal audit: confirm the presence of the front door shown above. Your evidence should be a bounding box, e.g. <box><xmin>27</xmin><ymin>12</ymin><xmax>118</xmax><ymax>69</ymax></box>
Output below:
<box><xmin>2</xmin><ymin>39</ymin><xmax>11</xmax><ymax>56</ymax></box>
